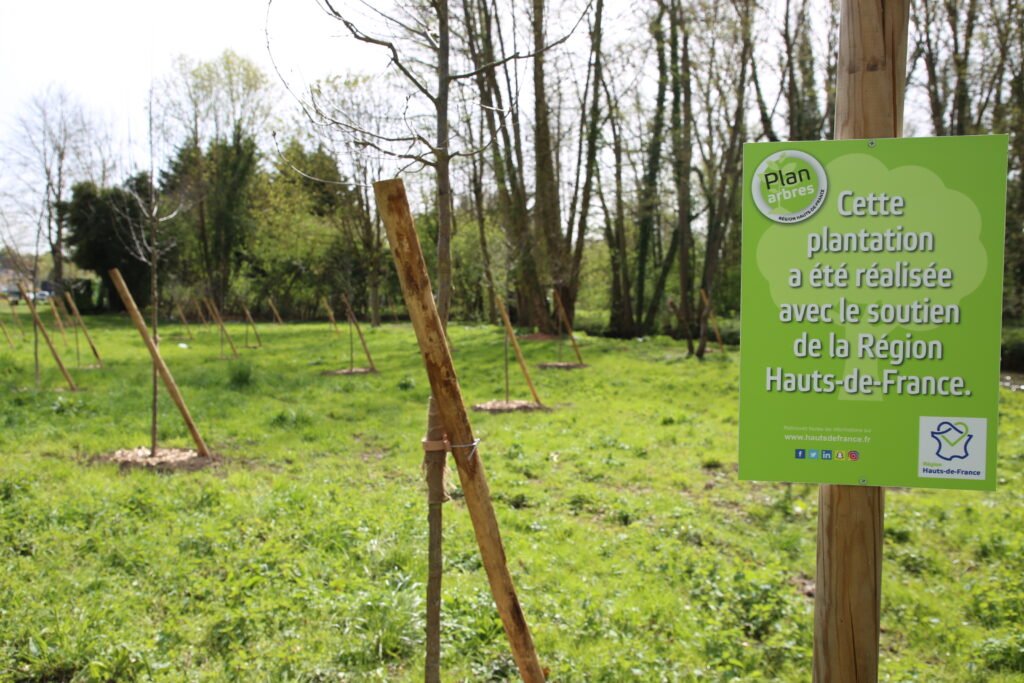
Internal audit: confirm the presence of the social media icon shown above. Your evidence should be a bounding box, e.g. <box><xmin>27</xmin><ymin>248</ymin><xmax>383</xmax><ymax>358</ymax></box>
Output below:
<box><xmin>835</xmin><ymin>451</ymin><xmax>845</xmax><ymax>460</ymax></box>
<box><xmin>795</xmin><ymin>449</ymin><xmax>806</xmax><ymax>459</ymax></box>
<box><xmin>849</xmin><ymin>450</ymin><xmax>860</xmax><ymax>461</ymax></box>
<box><xmin>809</xmin><ymin>449</ymin><xmax>819</xmax><ymax>459</ymax></box>
<box><xmin>822</xmin><ymin>449</ymin><xmax>833</xmax><ymax>460</ymax></box>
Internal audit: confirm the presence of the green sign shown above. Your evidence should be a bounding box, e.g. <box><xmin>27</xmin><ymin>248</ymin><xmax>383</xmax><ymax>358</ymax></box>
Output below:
<box><xmin>739</xmin><ymin>136</ymin><xmax>1008</xmax><ymax>490</ymax></box>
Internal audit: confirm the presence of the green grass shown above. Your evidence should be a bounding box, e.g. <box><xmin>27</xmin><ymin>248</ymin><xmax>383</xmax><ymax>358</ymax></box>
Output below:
<box><xmin>1</xmin><ymin>313</ymin><xmax>1023</xmax><ymax>681</ymax></box>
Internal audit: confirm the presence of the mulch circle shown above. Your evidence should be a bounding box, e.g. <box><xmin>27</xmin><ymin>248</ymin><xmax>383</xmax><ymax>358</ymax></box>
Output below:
<box><xmin>321</xmin><ymin>367</ymin><xmax>376</xmax><ymax>376</ymax></box>
<box><xmin>472</xmin><ymin>400</ymin><xmax>548</xmax><ymax>413</ymax></box>
<box><xmin>538</xmin><ymin>362</ymin><xmax>587</xmax><ymax>370</ymax></box>
<box><xmin>95</xmin><ymin>447</ymin><xmax>215</xmax><ymax>472</ymax></box>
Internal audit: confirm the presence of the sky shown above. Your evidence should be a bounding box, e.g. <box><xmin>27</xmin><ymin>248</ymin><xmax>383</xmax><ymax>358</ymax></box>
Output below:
<box><xmin>0</xmin><ymin>0</ymin><xmax>388</xmax><ymax>167</ymax></box>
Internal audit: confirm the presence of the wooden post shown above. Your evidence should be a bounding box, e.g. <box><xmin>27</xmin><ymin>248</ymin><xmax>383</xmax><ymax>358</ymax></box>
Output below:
<box><xmin>374</xmin><ymin>178</ymin><xmax>545</xmax><ymax>683</ymax></box>
<box><xmin>267</xmin><ymin>297</ymin><xmax>285</xmax><ymax>324</ymax></box>
<box><xmin>552</xmin><ymin>289</ymin><xmax>585</xmax><ymax>365</ymax></box>
<box><xmin>321</xmin><ymin>296</ymin><xmax>340</xmax><ymax>333</ymax></box>
<box><xmin>241</xmin><ymin>304</ymin><xmax>263</xmax><ymax>348</ymax></box>
<box><xmin>205</xmin><ymin>298</ymin><xmax>239</xmax><ymax>358</ymax></box>
<box><xmin>700</xmin><ymin>289</ymin><xmax>725</xmax><ymax>353</ymax></box>
<box><xmin>193</xmin><ymin>299</ymin><xmax>210</xmax><ymax>326</ymax></box>
<box><xmin>63</xmin><ymin>292</ymin><xmax>103</xmax><ymax>367</ymax></box>
<box><xmin>49</xmin><ymin>298</ymin><xmax>69</xmax><ymax>347</ymax></box>
<box><xmin>0</xmin><ymin>315</ymin><xmax>13</xmax><ymax>349</ymax></box>
<box><xmin>341</xmin><ymin>293</ymin><xmax>376</xmax><ymax>371</ymax></box>
<box><xmin>109</xmin><ymin>269</ymin><xmax>211</xmax><ymax>458</ymax></box>
<box><xmin>495</xmin><ymin>295</ymin><xmax>544</xmax><ymax>407</ymax></box>
<box><xmin>175</xmin><ymin>303</ymin><xmax>194</xmax><ymax>340</ymax></box>
<box><xmin>18</xmin><ymin>283</ymin><xmax>76</xmax><ymax>391</ymax></box>
<box><xmin>814</xmin><ymin>3</ymin><xmax>907</xmax><ymax>682</ymax></box>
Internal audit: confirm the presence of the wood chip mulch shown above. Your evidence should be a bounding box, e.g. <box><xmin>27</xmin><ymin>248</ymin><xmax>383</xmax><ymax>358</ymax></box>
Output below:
<box><xmin>96</xmin><ymin>447</ymin><xmax>215</xmax><ymax>472</ymax></box>
<box><xmin>537</xmin><ymin>362</ymin><xmax>587</xmax><ymax>370</ymax></box>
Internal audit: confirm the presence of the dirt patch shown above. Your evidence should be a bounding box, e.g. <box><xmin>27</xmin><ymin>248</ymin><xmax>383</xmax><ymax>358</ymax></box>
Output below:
<box><xmin>790</xmin><ymin>573</ymin><xmax>816</xmax><ymax>599</ymax></box>
<box><xmin>472</xmin><ymin>400</ymin><xmax>548</xmax><ymax>413</ymax></box>
<box><xmin>538</xmin><ymin>362</ymin><xmax>587</xmax><ymax>370</ymax></box>
<box><xmin>95</xmin><ymin>447</ymin><xmax>216</xmax><ymax>472</ymax></box>
<box><xmin>321</xmin><ymin>367</ymin><xmax>376</xmax><ymax>376</ymax></box>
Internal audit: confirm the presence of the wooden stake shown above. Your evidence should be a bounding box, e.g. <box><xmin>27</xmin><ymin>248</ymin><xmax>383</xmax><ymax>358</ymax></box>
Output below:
<box><xmin>63</xmin><ymin>292</ymin><xmax>103</xmax><ymax>367</ymax></box>
<box><xmin>495</xmin><ymin>295</ymin><xmax>544</xmax><ymax>406</ymax></box>
<box><xmin>814</xmin><ymin>3</ymin><xmax>907</xmax><ymax>681</ymax></box>
<box><xmin>552</xmin><ymin>289</ymin><xmax>585</xmax><ymax>365</ymax></box>
<box><xmin>700</xmin><ymin>289</ymin><xmax>725</xmax><ymax>353</ymax></box>
<box><xmin>0</xmin><ymin>315</ymin><xmax>13</xmax><ymax>349</ymax></box>
<box><xmin>341</xmin><ymin>293</ymin><xmax>376</xmax><ymax>371</ymax></box>
<box><xmin>49</xmin><ymin>297</ymin><xmax>69</xmax><ymax>347</ymax></box>
<box><xmin>193</xmin><ymin>299</ymin><xmax>210</xmax><ymax>326</ymax></box>
<box><xmin>321</xmin><ymin>296</ymin><xmax>340</xmax><ymax>333</ymax></box>
<box><xmin>267</xmin><ymin>297</ymin><xmax>285</xmax><ymax>325</ymax></box>
<box><xmin>205</xmin><ymin>298</ymin><xmax>239</xmax><ymax>358</ymax></box>
<box><xmin>241</xmin><ymin>304</ymin><xmax>263</xmax><ymax>348</ymax></box>
<box><xmin>109</xmin><ymin>269</ymin><xmax>211</xmax><ymax>458</ymax></box>
<box><xmin>374</xmin><ymin>178</ymin><xmax>545</xmax><ymax>683</ymax></box>
<box><xmin>18</xmin><ymin>283</ymin><xmax>76</xmax><ymax>391</ymax></box>
<box><xmin>175</xmin><ymin>303</ymin><xmax>194</xmax><ymax>340</ymax></box>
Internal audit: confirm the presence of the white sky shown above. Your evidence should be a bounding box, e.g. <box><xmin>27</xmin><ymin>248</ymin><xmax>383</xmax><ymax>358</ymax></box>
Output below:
<box><xmin>0</xmin><ymin>0</ymin><xmax>389</xmax><ymax>166</ymax></box>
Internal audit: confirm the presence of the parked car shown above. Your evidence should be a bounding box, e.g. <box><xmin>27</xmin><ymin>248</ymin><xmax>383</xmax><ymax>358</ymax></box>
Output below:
<box><xmin>35</xmin><ymin>290</ymin><xmax>51</xmax><ymax>303</ymax></box>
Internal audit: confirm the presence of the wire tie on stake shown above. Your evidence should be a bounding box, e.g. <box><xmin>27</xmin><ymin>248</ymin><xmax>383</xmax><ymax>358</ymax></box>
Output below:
<box><xmin>420</xmin><ymin>437</ymin><xmax>481</xmax><ymax>461</ymax></box>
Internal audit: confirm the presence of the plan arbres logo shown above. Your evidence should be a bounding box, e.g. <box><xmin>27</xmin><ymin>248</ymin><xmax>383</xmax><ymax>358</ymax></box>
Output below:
<box><xmin>751</xmin><ymin>150</ymin><xmax>828</xmax><ymax>224</ymax></box>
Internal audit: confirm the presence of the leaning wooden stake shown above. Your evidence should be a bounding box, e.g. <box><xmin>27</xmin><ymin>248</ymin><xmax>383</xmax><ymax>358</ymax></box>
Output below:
<box><xmin>813</xmin><ymin>3</ymin><xmax>907</xmax><ymax>682</ymax></box>
<box><xmin>18</xmin><ymin>283</ymin><xmax>76</xmax><ymax>391</ymax></box>
<box><xmin>341</xmin><ymin>293</ymin><xmax>375</xmax><ymax>371</ymax></box>
<box><xmin>0</xmin><ymin>315</ymin><xmax>13</xmax><ymax>349</ymax></box>
<box><xmin>193</xmin><ymin>299</ymin><xmax>210</xmax><ymax>326</ymax></box>
<box><xmin>175</xmin><ymin>303</ymin><xmax>194</xmax><ymax>340</ymax></box>
<box><xmin>375</xmin><ymin>178</ymin><xmax>545</xmax><ymax>683</ymax></box>
<box><xmin>205</xmin><ymin>298</ymin><xmax>239</xmax><ymax>358</ymax></box>
<box><xmin>63</xmin><ymin>292</ymin><xmax>103</xmax><ymax>367</ymax></box>
<box><xmin>8</xmin><ymin>301</ymin><xmax>25</xmax><ymax>340</ymax></box>
<box><xmin>241</xmin><ymin>304</ymin><xmax>263</xmax><ymax>348</ymax></box>
<box><xmin>700</xmin><ymin>289</ymin><xmax>725</xmax><ymax>353</ymax></box>
<box><xmin>267</xmin><ymin>297</ymin><xmax>285</xmax><ymax>325</ymax></box>
<box><xmin>109</xmin><ymin>269</ymin><xmax>211</xmax><ymax>458</ymax></box>
<box><xmin>49</xmin><ymin>298</ymin><xmax>70</xmax><ymax>347</ymax></box>
<box><xmin>321</xmin><ymin>296</ymin><xmax>340</xmax><ymax>333</ymax></box>
<box><xmin>495</xmin><ymin>295</ymin><xmax>544</xmax><ymax>407</ymax></box>
<box><xmin>552</xmin><ymin>289</ymin><xmax>585</xmax><ymax>365</ymax></box>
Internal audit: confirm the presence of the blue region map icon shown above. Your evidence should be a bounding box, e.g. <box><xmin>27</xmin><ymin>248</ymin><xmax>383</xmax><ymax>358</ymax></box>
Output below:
<box><xmin>929</xmin><ymin>421</ymin><xmax>973</xmax><ymax>461</ymax></box>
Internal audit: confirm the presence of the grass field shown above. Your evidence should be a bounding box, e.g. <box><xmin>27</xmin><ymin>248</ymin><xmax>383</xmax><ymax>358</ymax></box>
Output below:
<box><xmin>1</xmin><ymin>312</ymin><xmax>1023</xmax><ymax>681</ymax></box>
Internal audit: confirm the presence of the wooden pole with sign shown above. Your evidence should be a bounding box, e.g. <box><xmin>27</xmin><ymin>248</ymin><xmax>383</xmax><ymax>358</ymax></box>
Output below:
<box><xmin>241</xmin><ymin>304</ymin><xmax>263</xmax><ymax>348</ymax></box>
<box><xmin>813</xmin><ymin>3</ymin><xmax>908</xmax><ymax>682</ymax></box>
<box><xmin>341</xmin><ymin>293</ymin><xmax>375</xmax><ymax>372</ymax></box>
<box><xmin>205</xmin><ymin>298</ymin><xmax>239</xmax><ymax>358</ymax></box>
<box><xmin>18</xmin><ymin>283</ymin><xmax>76</xmax><ymax>391</ymax></box>
<box><xmin>374</xmin><ymin>178</ymin><xmax>545</xmax><ymax>683</ymax></box>
<box><xmin>267</xmin><ymin>297</ymin><xmax>285</xmax><ymax>325</ymax></box>
<box><xmin>551</xmin><ymin>289</ymin><xmax>585</xmax><ymax>366</ymax></box>
<box><xmin>495</xmin><ymin>295</ymin><xmax>544</xmax><ymax>407</ymax></box>
<box><xmin>63</xmin><ymin>292</ymin><xmax>103</xmax><ymax>367</ymax></box>
<box><xmin>109</xmin><ymin>269</ymin><xmax>211</xmax><ymax>459</ymax></box>
<box><xmin>175</xmin><ymin>303</ymin><xmax>194</xmax><ymax>340</ymax></box>
<box><xmin>321</xmin><ymin>296</ymin><xmax>340</xmax><ymax>333</ymax></box>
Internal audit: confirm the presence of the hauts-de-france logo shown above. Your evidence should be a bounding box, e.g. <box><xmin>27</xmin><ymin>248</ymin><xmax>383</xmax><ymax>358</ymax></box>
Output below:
<box><xmin>918</xmin><ymin>416</ymin><xmax>987</xmax><ymax>481</ymax></box>
<box><xmin>752</xmin><ymin>150</ymin><xmax>828</xmax><ymax>224</ymax></box>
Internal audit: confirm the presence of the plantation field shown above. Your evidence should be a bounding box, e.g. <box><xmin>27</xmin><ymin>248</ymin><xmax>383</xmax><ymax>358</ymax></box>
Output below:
<box><xmin>1</xmin><ymin>313</ymin><xmax>1023</xmax><ymax>681</ymax></box>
